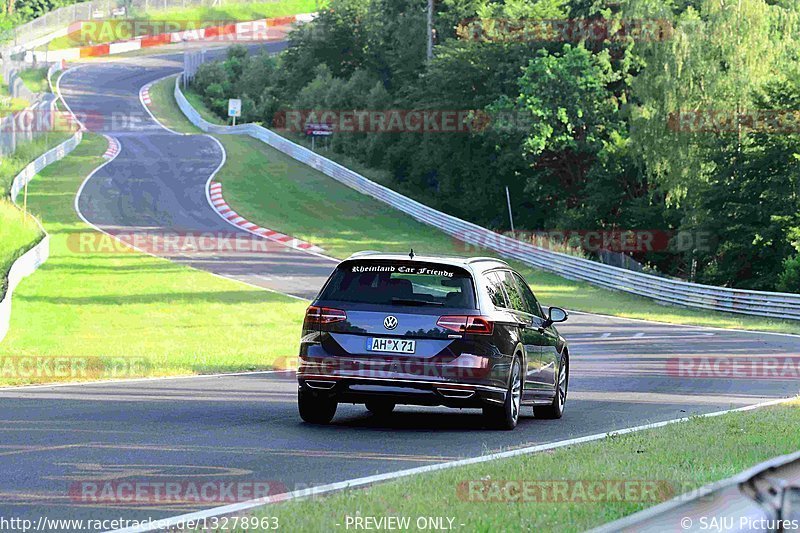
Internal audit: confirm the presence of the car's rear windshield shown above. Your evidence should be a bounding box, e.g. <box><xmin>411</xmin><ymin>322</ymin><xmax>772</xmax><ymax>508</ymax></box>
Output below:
<box><xmin>319</xmin><ymin>260</ymin><xmax>477</xmax><ymax>309</ymax></box>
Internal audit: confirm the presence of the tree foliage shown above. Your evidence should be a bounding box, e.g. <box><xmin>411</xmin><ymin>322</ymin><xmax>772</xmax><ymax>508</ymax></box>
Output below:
<box><xmin>188</xmin><ymin>0</ymin><xmax>800</xmax><ymax>292</ymax></box>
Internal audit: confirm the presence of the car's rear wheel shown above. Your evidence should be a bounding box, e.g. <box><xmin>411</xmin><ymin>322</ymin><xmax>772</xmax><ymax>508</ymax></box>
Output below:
<box><xmin>365</xmin><ymin>400</ymin><xmax>396</xmax><ymax>416</ymax></box>
<box><xmin>298</xmin><ymin>388</ymin><xmax>337</xmax><ymax>424</ymax></box>
<box><xmin>534</xmin><ymin>352</ymin><xmax>568</xmax><ymax>419</ymax></box>
<box><xmin>483</xmin><ymin>357</ymin><xmax>522</xmax><ymax>430</ymax></box>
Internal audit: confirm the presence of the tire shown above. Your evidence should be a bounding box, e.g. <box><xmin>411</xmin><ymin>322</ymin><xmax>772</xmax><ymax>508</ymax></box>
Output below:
<box><xmin>534</xmin><ymin>352</ymin><xmax>568</xmax><ymax>420</ymax></box>
<box><xmin>298</xmin><ymin>388</ymin><xmax>337</xmax><ymax>424</ymax></box>
<box><xmin>483</xmin><ymin>357</ymin><xmax>522</xmax><ymax>430</ymax></box>
<box><xmin>365</xmin><ymin>400</ymin><xmax>396</xmax><ymax>416</ymax></box>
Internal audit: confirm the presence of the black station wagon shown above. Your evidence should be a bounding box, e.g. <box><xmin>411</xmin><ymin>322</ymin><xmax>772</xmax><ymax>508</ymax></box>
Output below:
<box><xmin>297</xmin><ymin>252</ymin><xmax>570</xmax><ymax>430</ymax></box>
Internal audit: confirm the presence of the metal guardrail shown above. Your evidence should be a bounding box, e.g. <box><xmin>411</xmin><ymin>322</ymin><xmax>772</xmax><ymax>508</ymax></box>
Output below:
<box><xmin>2</xmin><ymin>60</ymin><xmax>40</xmax><ymax>102</ymax></box>
<box><xmin>591</xmin><ymin>449</ymin><xmax>800</xmax><ymax>533</ymax></box>
<box><xmin>0</xmin><ymin>61</ymin><xmax>59</xmax><ymax>156</ymax></box>
<box><xmin>173</xmin><ymin>76</ymin><xmax>800</xmax><ymax>321</ymax></box>
<box><xmin>0</xmin><ymin>63</ymin><xmax>83</xmax><ymax>344</ymax></box>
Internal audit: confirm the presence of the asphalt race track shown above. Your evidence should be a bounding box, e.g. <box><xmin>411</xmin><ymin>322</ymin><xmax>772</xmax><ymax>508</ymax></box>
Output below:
<box><xmin>0</xmin><ymin>46</ymin><xmax>798</xmax><ymax>529</ymax></box>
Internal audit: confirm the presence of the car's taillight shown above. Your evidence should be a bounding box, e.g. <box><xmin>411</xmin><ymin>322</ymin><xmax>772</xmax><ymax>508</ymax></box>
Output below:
<box><xmin>304</xmin><ymin>306</ymin><xmax>347</xmax><ymax>328</ymax></box>
<box><xmin>437</xmin><ymin>315</ymin><xmax>494</xmax><ymax>335</ymax></box>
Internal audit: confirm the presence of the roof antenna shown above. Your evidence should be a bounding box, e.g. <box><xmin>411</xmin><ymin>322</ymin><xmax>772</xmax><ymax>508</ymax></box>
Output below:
<box><xmin>409</xmin><ymin>248</ymin><xmax>415</xmax><ymax>260</ymax></box>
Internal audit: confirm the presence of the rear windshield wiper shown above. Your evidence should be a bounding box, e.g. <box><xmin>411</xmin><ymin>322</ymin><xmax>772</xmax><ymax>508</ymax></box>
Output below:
<box><xmin>391</xmin><ymin>298</ymin><xmax>444</xmax><ymax>306</ymax></box>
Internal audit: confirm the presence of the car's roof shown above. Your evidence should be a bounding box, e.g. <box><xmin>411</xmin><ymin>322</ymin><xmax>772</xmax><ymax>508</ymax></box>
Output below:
<box><xmin>343</xmin><ymin>251</ymin><xmax>509</xmax><ymax>270</ymax></box>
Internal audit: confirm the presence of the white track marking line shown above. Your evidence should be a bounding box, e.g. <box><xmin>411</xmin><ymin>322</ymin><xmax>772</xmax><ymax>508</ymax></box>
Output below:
<box><xmin>55</xmin><ymin>66</ymin><xmax>89</xmax><ymax>131</ymax></box>
<box><xmin>52</xmin><ymin>58</ymin><xmax>800</xmax><ymax>533</ymax></box>
<box><xmin>109</xmin><ymin>396</ymin><xmax>798</xmax><ymax>533</ymax></box>
<box><xmin>120</xmin><ymin>52</ymin><xmax>800</xmax><ymax>341</ymax></box>
<box><xmin>208</xmin><ymin>272</ymin><xmax>308</xmax><ymax>301</ymax></box>
<box><xmin>567</xmin><ymin>309</ymin><xmax>800</xmax><ymax>339</ymax></box>
<box><xmin>0</xmin><ymin>370</ymin><xmax>290</xmax><ymax>392</ymax></box>
<box><xmin>153</xmin><ymin>65</ymin><xmax>799</xmax><ymax>338</ymax></box>
<box><xmin>138</xmin><ymin>72</ymin><xmax>185</xmax><ymax>136</ymax></box>
<box><xmin>57</xmin><ymin>65</ymin><xmax>800</xmax><ymax>357</ymax></box>
<box><xmin>206</xmin><ymin>180</ymin><xmax>325</xmax><ymax>253</ymax></box>
<box><xmin>139</xmin><ymin>72</ymin><xmax>338</xmax><ymax>262</ymax></box>
<box><xmin>202</xmin><ymin>134</ymin><xmax>338</xmax><ymax>263</ymax></box>
<box><xmin>64</xmin><ymin>67</ymin><xmax>318</xmax><ymax>302</ymax></box>
<box><xmin>45</xmin><ymin>68</ymin><xmax>307</xmax><ymax>392</ymax></box>
<box><xmin>56</xmin><ymin>63</ymin><xmax>798</xmax><ymax>395</ymax></box>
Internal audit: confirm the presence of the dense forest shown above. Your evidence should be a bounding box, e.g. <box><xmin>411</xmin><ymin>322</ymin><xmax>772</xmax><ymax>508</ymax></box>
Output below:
<box><xmin>189</xmin><ymin>0</ymin><xmax>800</xmax><ymax>293</ymax></box>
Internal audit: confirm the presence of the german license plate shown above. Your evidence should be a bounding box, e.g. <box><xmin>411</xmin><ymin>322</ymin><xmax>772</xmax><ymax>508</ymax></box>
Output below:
<box><xmin>367</xmin><ymin>337</ymin><xmax>416</xmax><ymax>354</ymax></box>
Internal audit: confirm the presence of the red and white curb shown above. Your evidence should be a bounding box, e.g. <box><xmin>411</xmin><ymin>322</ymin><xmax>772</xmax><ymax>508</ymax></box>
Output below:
<box><xmin>33</xmin><ymin>13</ymin><xmax>317</xmax><ymax>62</ymax></box>
<box><xmin>209</xmin><ymin>182</ymin><xmax>324</xmax><ymax>253</ymax></box>
<box><xmin>141</xmin><ymin>84</ymin><xmax>152</xmax><ymax>106</ymax></box>
<box><xmin>103</xmin><ymin>136</ymin><xmax>120</xmax><ymax>159</ymax></box>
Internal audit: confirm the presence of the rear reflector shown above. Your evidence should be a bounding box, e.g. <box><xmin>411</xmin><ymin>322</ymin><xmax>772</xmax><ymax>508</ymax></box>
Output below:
<box><xmin>305</xmin><ymin>306</ymin><xmax>347</xmax><ymax>326</ymax></box>
<box><xmin>437</xmin><ymin>315</ymin><xmax>494</xmax><ymax>335</ymax></box>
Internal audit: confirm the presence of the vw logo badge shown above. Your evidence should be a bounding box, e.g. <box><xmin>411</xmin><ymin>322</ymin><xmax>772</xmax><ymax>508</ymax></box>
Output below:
<box><xmin>383</xmin><ymin>315</ymin><xmax>398</xmax><ymax>330</ymax></box>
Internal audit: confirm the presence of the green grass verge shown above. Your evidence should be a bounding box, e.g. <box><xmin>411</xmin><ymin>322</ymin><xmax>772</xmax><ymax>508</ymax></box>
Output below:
<box><xmin>0</xmin><ymin>131</ymin><xmax>72</xmax><ymax>301</ymax></box>
<box><xmin>0</xmin><ymin>133</ymin><xmax>307</xmax><ymax>385</ymax></box>
<box><xmin>184</xmin><ymin>88</ymin><xmax>227</xmax><ymax>126</ymax></box>
<box><xmin>138</xmin><ymin>0</ymin><xmax>322</xmax><ymax>20</ymax></box>
<box><xmin>45</xmin><ymin>0</ymin><xmax>324</xmax><ymax>50</ymax></box>
<box><xmin>244</xmin><ymin>399</ymin><xmax>800</xmax><ymax>532</ymax></box>
<box><xmin>149</xmin><ymin>76</ymin><xmax>800</xmax><ymax>334</ymax></box>
<box><xmin>18</xmin><ymin>67</ymin><xmax>50</xmax><ymax>93</ymax></box>
<box><xmin>0</xmin><ymin>202</ymin><xmax>41</xmax><ymax>301</ymax></box>
<box><xmin>149</xmin><ymin>76</ymin><xmax>202</xmax><ymax>134</ymax></box>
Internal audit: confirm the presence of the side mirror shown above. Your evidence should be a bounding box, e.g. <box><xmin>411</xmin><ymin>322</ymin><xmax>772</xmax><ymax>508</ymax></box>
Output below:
<box><xmin>548</xmin><ymin>307</ymin><xmax>568</xmax><ymax>324</ymax></box>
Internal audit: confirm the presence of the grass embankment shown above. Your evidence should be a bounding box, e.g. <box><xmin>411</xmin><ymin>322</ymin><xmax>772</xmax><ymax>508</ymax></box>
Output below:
<box><xmin>0</xmin><ymin>203</ymin><xmax>40</xmax><ymax>300</ymax></box>
<box><xmin>0</xmin><ymin>133</ymin><xmax>307</xmax><ymax>385</ymax></box>
<box><xmin>18</xmin><ymin>68</ymin><xmax>50</xmax><ymax>93</ymax></box>
<box><xmin>46</xmin><ymin>0</ymin><xmax>324</xmax><ymax>50</ymax></box>
<box><xmin>150</xmin><ymin>76</ymin><xmax>800</xmax><ymax>334</ymax></box>
<box><xmin>0</xmin><ymin>132</ymin><xmax>72</xmax><ymax>301</ymax></box>
<box><xmin>244</xmin><ymin>399</ymin><xmax>800</xmax><ymax>532</ymax></box>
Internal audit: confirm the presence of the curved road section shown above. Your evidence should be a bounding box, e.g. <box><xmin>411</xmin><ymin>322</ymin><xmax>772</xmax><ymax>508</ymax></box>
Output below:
<box><xmin>62</xmin><ymin>53</ymin><xmax>337</xmax><ymax>299</ymax></box>
<box><xmin>0</xmin><ymin>49</ymin><xmax>797</xmax><ymax>529</ymax></box>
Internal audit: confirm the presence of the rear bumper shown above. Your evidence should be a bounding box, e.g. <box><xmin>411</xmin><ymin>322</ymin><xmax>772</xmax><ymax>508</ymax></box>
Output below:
<box><xmin>298</xmin><ymin>374</ymin><xmax>507</xmax><ymax>408</ymax></box>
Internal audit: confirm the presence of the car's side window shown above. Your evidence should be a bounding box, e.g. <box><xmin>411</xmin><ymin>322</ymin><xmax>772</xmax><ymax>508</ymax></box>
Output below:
<box><xmin>513</xmin><ymin>272</ymin><xmax>545</xmax><ymax>319</ymax></box>
<box><xmin>499</xmin><ymin>270</ymin><xmax>527</xmax><ymax>313</ymax></box>
<box><xmin>484</xmin><ymin>271</ymin><xmax>508</xmax><ymax>308</ymax></box>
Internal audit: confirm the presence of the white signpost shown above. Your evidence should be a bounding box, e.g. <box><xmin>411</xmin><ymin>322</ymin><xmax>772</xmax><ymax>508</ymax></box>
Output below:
<box><xmin>228</xmin><ymin>98</ymin><xmax>242</xmax><ymax>126</ymax></box>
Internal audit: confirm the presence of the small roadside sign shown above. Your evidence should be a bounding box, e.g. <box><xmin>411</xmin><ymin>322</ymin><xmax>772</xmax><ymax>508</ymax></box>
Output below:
<box><xmin>228</xmin><ymin>99</ymin><xmax>242</xmax><ymax>118</ymax></box>
<box><xmin>304</xmin><ymin>123</ymin><xmax>334</xmax><ymax>136</ymax></box>
<box><xmin>304</xmin><ymin>122</ymin><xmax>333</xmax><ymax>151</ymax></box>
<box><xmin>228</xmin><ymin>99</ymin><xmax>242</xmax><ymax>126</ymax></box>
